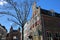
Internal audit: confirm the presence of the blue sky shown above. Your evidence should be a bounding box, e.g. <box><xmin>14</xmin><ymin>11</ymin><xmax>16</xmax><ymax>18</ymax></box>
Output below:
<box><xmin>38</xmin><ymin>0</ymin><xmax>60</xmax><ymax>13</ymax></box>
<box><xmin>0</xmin><ymin>0</ymin><xmax>60</xmax><ymax>32</ymax></box>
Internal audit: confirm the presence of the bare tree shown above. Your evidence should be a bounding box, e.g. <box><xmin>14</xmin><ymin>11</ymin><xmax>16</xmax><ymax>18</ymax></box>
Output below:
<box><xmin>0</xmin><ymin>0</ymin><xmax>39</xmax><ymax>40</ymax></box>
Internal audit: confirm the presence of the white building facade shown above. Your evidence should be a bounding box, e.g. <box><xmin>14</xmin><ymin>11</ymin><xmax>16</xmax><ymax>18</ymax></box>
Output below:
<box><xmin>24</xmin><ymin>2</ymin><xmax>43</xmax><ymax>40</ymax></box>
<box><xmin>24</xmin><ymin>21</ymin><xmax>31</xmax><ymax>40</ymax></box>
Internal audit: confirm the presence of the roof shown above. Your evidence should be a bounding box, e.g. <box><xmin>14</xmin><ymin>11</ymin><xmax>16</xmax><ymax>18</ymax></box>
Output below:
<box><xmin>0</xmin><ymin>24</ymin><xmax>7</xmax><ymax>32</ymax></box>
<box><xmin>40</xmin><ymin>8</ymin><xmax>60</xmax><ymax>18</ymax></box>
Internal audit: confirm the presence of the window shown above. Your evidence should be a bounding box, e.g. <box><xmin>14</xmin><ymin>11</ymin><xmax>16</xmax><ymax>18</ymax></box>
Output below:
<box><xmin>46</xmin><ymin>32</ymin><xmax>60</xmax><ymax>40</ymax></box>
<box><xmin>35</xmin><ymin>22</ymin><xmax>37</xmax><ymax>26</ymax></box>
<box><xmin>46</xmin><ymin>32</ymin><xmax>52</xmax><ymax>40</ymax></box>
<box><xmin>13</xmin><ymin>36</ymin><xmax>18</xmax><ymax>40</ymax></box>
<box><xmin>37</xmin><ymin>16</ymin><xmax>40</xmax><ymax>21</ymax></box>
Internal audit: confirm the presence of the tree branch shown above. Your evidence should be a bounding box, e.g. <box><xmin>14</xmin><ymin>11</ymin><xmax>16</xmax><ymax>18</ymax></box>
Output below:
<box><xmin>8</xmin><ymin>18</ymin><xmax>22</xmax><ymax>26</ymax></box>
<box><xmin>0</xmin><ymin>11</ymin><xmax>17</xmax><ymax>19</ymax></box>
<box><xmin>7</xmin><ymin>0</ymin><xmax>23</xmax><ymax>24</ymax></box>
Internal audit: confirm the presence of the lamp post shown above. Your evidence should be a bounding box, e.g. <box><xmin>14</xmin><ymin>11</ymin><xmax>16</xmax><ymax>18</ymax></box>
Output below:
<box><xmin>0</xmin><ymin>34</ymin><xmax>2</xmax><ymax>40</ymax></box>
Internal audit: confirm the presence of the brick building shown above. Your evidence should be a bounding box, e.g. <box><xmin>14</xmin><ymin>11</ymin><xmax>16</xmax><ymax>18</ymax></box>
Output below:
<box><xmin>40</xmin><ymin>8</ymin><xmax>60</xmax><ymax>40</ymax></box>
<box><xmin>6</xmin><ymin>26</ymin><xmax>21</xmax><ymax>40</ymax></box>
<box><xmin>24</xmin><ymin>2</ymin><xmax>60</xmax><ymax>40</ymax></box>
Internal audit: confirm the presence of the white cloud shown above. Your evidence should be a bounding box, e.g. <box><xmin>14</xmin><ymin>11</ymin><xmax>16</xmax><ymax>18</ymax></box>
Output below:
<box><xmin>0</xmin><ymin>1</ymin><xmax>3</xmax><ymax>5</ymax></box>
<box><xmin>0</xmin><ymin>0</ymin><xmax>7</xmax><ymax>6</ymax></box>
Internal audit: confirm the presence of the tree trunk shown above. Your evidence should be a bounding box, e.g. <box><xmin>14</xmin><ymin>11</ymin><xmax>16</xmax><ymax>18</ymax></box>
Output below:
<box><xmin>22</xmin><ymin>25</ymin><xmax>24</xmax><ymax>40</ymax></box>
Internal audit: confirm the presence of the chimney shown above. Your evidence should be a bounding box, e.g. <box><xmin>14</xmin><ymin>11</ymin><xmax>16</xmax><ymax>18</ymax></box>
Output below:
<box><xmin>50</xmin><ymin>9</ymin><xmax>55</xmax><ymax>16</ymax></box>
<box><xmin>37</xmin><ymin>6</ymin><xmax>41</xmax><ymax>15</ymax></box>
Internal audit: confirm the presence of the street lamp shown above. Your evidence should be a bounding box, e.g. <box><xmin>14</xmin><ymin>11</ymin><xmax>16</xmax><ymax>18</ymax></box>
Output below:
<box><xmin>0</xmin><ymin>34</ymin><xmax>2</xmax><ymax>40</ymax></box>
